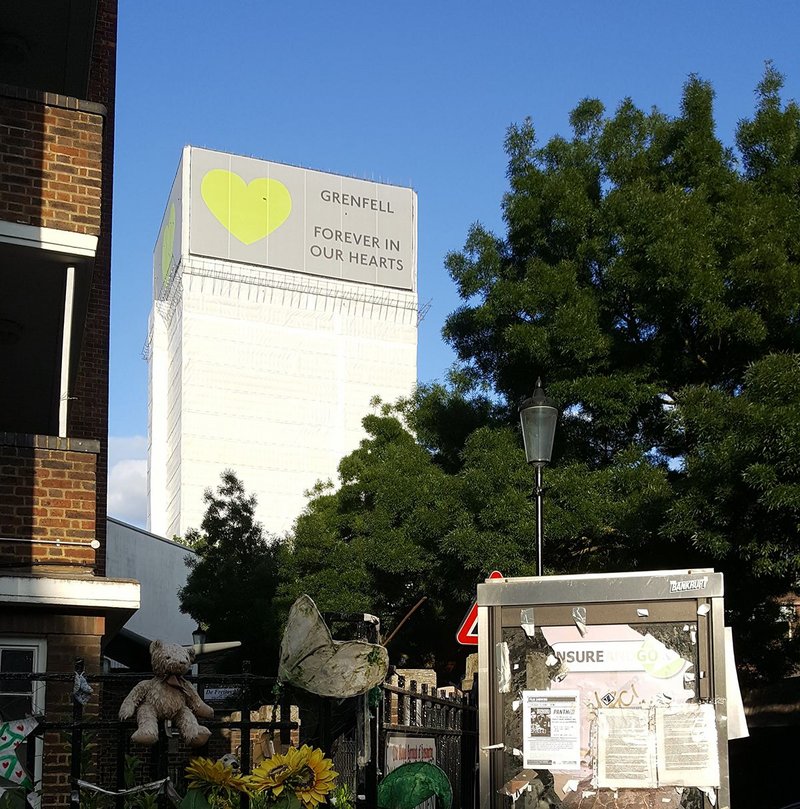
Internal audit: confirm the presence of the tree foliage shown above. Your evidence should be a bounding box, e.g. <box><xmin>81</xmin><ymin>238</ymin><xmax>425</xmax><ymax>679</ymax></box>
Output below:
<box><xmin>280</xmin><ymin>408</ymin><xmax>542</xmax><ymax>668</ymax></box>
<box><xmin>442</xmin><ymin>64</ymin><xmax>800</xmax><ymax>679</ymax></box>
<box><xmin>179</xmin><ymin>470</ymin><xmax>284</xmax><ymax>673</ymax></box>
<box><xmin>446</xmin><ymin>68</ymin><xmax>799</xmax><ymax>409</ymax></box>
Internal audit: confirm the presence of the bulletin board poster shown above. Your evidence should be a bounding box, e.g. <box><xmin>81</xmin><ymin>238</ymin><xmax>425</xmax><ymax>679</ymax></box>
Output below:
<box><xmin>521</xmin><ymin>690</ymin><xmax>581</xmax><ymax>771</ymax></box>
<box><xmin>500</xmin><ymin>621</ymin><xmax>720</xmax><ymax>809</ymax></box>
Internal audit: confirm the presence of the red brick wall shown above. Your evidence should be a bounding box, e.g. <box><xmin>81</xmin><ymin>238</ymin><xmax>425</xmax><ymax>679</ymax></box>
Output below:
<box><xmin>42</xmin><ymin>627</ymin><xmax>104</xmax><ymax>806</ymax></box>
<box><xmin>0</xmin><ymin>3</ymin><xmax>117</xmax><ymax>574</ymax></box>
<box><xmin>0</xmin><ymin>612</ymin><xmax>104</xmax><ymax>645</ymax></box>
<box><xmin>68</xmin><ymin>0</ymin><xmax>117</xmax><ymax>577</ymax></box>
<box><xmin>0</xmin><ymin>437</ymin><xmax>98</xmax><ymax>571</ymax></box>
<box><xmin>0</xmin><ymin>98</ymin><xmax>103</xmax><ymax>234</ymax></box>
<box><xmin>0</xmin><ymin>2</ymin><xmax>118</xmax><ymax>805</ymax></box>
<box><xmin>0</xmin><ymin>611</ymin><xmax>105</xmax><ymax>808</ymax></box>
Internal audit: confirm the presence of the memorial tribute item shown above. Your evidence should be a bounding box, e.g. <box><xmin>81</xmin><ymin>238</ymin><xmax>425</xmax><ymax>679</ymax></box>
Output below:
<box><xmin>119</xmin><ymin>640</ymin><xmax>213</xmax><ymax>747</ymax></box>
<box><xmin>279</xmin><ymin>595</ymin><xmax>389</xmax><ymax>698</ymax></box>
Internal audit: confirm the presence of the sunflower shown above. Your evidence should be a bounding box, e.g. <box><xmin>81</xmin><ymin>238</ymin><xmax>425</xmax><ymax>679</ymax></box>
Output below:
<box><xmin>246</xmin><ymin>746</ymin><xmax>309</xmax><ymax>797</ymax></box>
<box><xmin>246</xmin><ymin>746</ymin><xmax>338</xmax><ymax>808</ymax></box>
<box><xmin>186</xmin><ymin>757</ymin><xmax>248</xmax><ymax>794</ymax></box>
<box><xmin>292</xmin><ymin>746</ymin><xmax>338</xmax><ymax>808</ymax></box>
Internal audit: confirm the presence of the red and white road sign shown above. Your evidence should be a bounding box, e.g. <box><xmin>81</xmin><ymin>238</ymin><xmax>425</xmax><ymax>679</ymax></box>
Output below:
<box><xmin>456</xmin><ymin>570</ymin><xmax>504</xmax><ymax>645</ymax></box>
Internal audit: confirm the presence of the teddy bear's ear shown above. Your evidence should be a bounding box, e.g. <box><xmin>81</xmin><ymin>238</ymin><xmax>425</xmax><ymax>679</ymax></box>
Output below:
<box><xmin>187</xmin><ymin>646</ymin><xmax>196</xmax><ymax>663</ymax></box>
<box><xmin>149</xmin><ymin>639</ymin><xmax>163</xmax><ymax>654</ymax></box>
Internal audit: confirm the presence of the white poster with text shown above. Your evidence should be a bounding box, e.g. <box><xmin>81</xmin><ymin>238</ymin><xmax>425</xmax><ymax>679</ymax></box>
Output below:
<box><xmin>522</xmin><ymin>690</ymin><xmax>581</xmax><ymax>771</ymax></box>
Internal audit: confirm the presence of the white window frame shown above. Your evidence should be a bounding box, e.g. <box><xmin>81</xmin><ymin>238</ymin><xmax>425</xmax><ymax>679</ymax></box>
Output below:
<box><xmin>0</xmin><ymin>638</ymin><xmax>47</xmax><ymax>788</ymax></box>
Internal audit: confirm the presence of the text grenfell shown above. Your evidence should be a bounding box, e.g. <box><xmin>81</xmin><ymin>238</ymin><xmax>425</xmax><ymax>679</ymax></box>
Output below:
<box><xmin>320</xmin><ymin>189</ymin><xmax>395</xmax><ymax>213</ymax></box>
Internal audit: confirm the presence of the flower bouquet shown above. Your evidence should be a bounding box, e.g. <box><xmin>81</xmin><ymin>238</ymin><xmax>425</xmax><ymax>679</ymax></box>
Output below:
<box><xmin>182</xmin><ymin>747</ymin><xmax>338</xmax><ymax>809</ymax></box>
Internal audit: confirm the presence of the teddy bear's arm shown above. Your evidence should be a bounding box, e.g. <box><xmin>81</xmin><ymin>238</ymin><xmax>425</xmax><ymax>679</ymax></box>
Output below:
<box><xmin>118</xmin><ymin>680</ymin><xmax>150</xmax><ymax>720</ymax></box>
<box><xmin>184</xmin><ymin>684</ymin><xmax>215</xmax><ymax>719</ymax></box>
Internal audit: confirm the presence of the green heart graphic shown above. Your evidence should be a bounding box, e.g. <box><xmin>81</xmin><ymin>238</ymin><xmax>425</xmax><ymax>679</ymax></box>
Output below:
<box><xmin>201</xmin><ymin>169</ymin><xmax>292</xmax><ymax>245</ymax></box>
<box><xmin>161</xmin><ymin>203</ymin><xmax>176</xmax><ymax>285</ymax></box>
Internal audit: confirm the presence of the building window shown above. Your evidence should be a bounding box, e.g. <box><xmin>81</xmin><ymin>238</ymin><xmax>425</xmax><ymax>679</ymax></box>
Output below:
<box><xmin>0</xmin><ymin>641</ymin><xmax>46</xmax><ymax>719</ymax></box>
<box><xmin>0</xmin><ymin>646</ymin><xmax>35</xmax><ymax>720</ymax></box>
<box><xmin>0</xmin><ymin>228</ymin><xmax>96</xmax><ymax>438</ymax></box>
<box><xmin>0</xmin><ymin>640</ymin><xmax>46</xmax><ymax>787</ymax></box>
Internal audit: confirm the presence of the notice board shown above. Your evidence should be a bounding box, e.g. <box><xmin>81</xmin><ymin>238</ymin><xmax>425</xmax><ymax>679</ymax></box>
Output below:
<box><xmin>477</xmin><ymin>570</ymin><xmax>736</xmax><ymax>809</ymax></box>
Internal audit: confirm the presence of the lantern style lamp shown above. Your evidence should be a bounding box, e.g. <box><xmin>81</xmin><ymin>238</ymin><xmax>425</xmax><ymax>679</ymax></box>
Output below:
<box><xmin>518</xmin><ymin>378</ymin><xmax>559</xmax><ymax>575</ymax></box>
<box><xmin>192</xmin><ymin>625</ymin><xmax>207</xmax><ymax>650</ymax></box>
<box><xmin>189</xmin><ymin>626</ymin><xmax>241</xmax><ymax>656</ymax></box>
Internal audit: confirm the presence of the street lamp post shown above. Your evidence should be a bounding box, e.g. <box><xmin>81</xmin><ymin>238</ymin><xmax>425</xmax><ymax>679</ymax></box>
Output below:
<box><xmin>518</xmin><ymin>378</ymin><xmax>559</xmax><ymax>576</ymax></box>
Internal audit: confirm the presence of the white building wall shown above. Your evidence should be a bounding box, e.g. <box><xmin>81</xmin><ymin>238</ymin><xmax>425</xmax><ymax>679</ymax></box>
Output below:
<box><xmin>152</xmin><ymin>258</ymin><xmax>417</xmax><ymax>539</ymax></box>
<box><xmin>147</xmin><ymin>308</ymin><xmax>168</xmax><ymax>535</ymax></box>
<box><xmin>165</xmin><ymin>301</ymin><xmax>184</xmax><ymax>536</ymax></box>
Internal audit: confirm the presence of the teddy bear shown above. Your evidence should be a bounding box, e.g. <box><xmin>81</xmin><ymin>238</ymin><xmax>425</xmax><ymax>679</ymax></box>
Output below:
<box><xmin>118</xmin><ymin>639</ymin><xmax>214</xmax><ymax>747</ymax></box>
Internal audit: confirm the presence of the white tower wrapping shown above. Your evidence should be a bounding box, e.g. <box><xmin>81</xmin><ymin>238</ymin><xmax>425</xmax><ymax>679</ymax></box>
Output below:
<box><xmin>147</xmin><ymin>147</ymin><xmax>418</xmax><ymax>538</ymax></box>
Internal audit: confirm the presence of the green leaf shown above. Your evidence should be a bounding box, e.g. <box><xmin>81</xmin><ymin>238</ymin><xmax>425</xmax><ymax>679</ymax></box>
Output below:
<box><xmin>180</xmin><ymin>789</ymin><xmax>212</xmax><ymax>809</ymax></box>
<box><xmin>273</xmin><ymin>794</ymin><xmax>302</xmax><ymax>809</ymax></box>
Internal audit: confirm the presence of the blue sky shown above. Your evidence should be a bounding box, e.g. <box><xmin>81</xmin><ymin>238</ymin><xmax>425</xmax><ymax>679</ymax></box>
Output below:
<box><xmin>108</xmin><ymin>0</ymin><xmax>800</xmax><ymax>526</ymax></box>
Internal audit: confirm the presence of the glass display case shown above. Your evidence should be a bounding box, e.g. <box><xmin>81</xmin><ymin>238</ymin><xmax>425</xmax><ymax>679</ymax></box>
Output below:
<box><xmin>477</xmin><ymin>570</ymin><xmax>729</xmax><ymax>809</ymax></box>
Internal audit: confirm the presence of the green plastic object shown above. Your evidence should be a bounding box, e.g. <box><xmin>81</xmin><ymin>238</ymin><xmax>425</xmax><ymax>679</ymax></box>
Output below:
<box><xmin>377</xmin><ymin>762</ymin><xmax>453</xmax><ymax>809</ymax></box>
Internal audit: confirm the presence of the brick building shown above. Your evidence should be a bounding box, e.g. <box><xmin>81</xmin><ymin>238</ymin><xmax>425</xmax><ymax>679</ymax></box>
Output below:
<box><xmin>0</xmin><ymin>0</ymin><xmax>139</xmax><ymax>802</ymax></box>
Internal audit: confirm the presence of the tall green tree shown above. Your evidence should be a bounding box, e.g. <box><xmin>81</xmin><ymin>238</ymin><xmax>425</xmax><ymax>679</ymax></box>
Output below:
<box><xmin>280</xmin><ymin>410</ymin><xmax>460</xmax><ymax>665</ymax></box>
<box><xmin>283</xmin><ymin>403</ymin><xmax>678</xmax><ymax>668</ymax></box>
<box><xmin>179</xmin><ymin>470</ymin><xmax>284</xmax><ymax>673</ymax></box>
<box><xmin>440</xmin><ymin>65</ymin><xmax>800</xmax><ymax>679</ymax></box>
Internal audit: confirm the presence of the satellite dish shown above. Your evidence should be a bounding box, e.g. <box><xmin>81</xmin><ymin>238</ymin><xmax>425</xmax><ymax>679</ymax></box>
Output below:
<box><xmin>279</xmin><ymin>595</ymin><xmax>389</xmax><ymax>698</ymax></box>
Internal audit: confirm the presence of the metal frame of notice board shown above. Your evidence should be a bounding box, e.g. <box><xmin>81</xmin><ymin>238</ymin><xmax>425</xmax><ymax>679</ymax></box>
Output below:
<box><xmin>477</xmin><ymin>569</ymin><xmax>729</xmax><ymax>809</ymax></box>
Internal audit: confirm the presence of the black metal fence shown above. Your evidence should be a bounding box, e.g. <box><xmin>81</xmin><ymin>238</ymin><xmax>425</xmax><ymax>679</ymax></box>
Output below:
<box><xmin>379</xmin><ymin>676</ymin><xmax>478</xmax><ymax>809</ymax></box>
<box><xmin>4</xmin><ymin>663</ymin><xmax>295</xmax><ymax>809</ymax></box>
<box><xmin>3</xmin><ymin>663</ymin><xmax>477</xmax><ymax>809</ymax></box>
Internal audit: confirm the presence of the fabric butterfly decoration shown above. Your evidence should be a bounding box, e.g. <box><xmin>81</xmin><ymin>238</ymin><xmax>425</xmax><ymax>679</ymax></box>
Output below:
<box><xmin>279</xmin><ymin>595</ymin><xmax>389</xmax><ymax>698</ymax></box>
